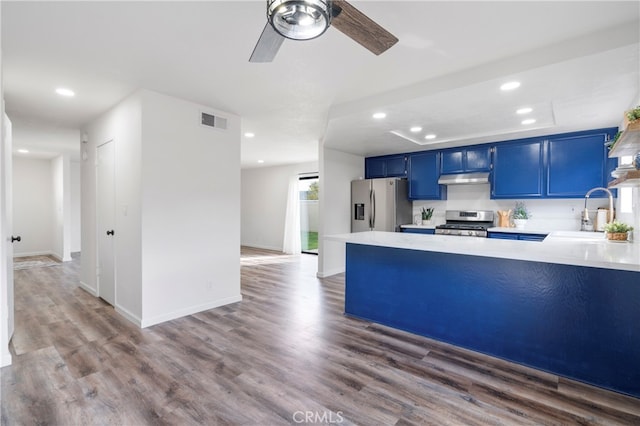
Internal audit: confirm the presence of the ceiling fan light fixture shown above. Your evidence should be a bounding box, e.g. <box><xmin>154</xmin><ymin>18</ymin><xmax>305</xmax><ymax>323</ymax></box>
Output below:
<box><xmin>268</xmin><ymin>0</ymin><xmax>331</xmax><ymax>41</ymax></box>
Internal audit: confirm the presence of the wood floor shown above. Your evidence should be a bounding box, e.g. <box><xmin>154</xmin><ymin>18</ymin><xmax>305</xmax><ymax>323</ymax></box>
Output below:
<box><xmin>2</xmin><ymin>248</ymin><xmax>639</xmax><ymax>425</ymax></box>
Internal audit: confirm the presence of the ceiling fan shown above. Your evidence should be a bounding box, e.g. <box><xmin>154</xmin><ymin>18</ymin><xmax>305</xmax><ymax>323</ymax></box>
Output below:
<box><xmin>250</xmin><ymin>0</ymin><xmax>398</xmax><ymax>63</ymax></box>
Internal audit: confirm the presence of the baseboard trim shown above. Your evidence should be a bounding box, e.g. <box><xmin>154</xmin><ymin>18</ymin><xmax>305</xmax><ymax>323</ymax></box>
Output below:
<box><xmin>13</xmin><ymin>251</ymin><xmax>52</xmax><ymax>258</ymax></box>
<box><xmin>317</xmin><ymin>267</ymin><xmax>345</xmax><ymax>278</ymax></box>
<box><xmin>115</xmin><ymin>305</ymin><xmax>143</xmax><ymax>328</ymax></box>
<box><xmin>140</xmin><ymin>294</ymin><xmax>243</xmax><ymax>329</ymax></box>
<box><xmin>0</xmin><ymin>350</ymin><xmax>12</xmax><ymax>368</ymax></box>
<box><xmin>241</xmin><ymin>243</ymin><xmax>282</xmax><ymax>252</ymax></box>
<box><xmin>78</xmin><ymin>281</ymin><xmax>98</xmax><ymax>297</ymax></box>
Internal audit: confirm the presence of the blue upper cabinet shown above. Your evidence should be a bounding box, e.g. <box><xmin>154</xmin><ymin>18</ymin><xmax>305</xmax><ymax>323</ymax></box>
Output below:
<box><xmin>465</xmin><ymin>146</ymin><xmax>492</xmax><ymax>172</ymax></box>
<box><xmin>442</xmin><ymin>146</ymin><xmax>491</xmax><ymax>174</ymax></box>
<box><xmin>408</xmin><ymin>151</ymin><xmax>446</xmax><ymax>200</ymax></box>
<box><xmin>546</xmin><ymin>129</ymin><xmax>617</xmax><ymax>198</ymax></box>
<box><xmin>492</xmin><ymin>139</ymin><xmax>545</xmax><ymax>199</ymax></box>
<box><xmin>365</xmin><ymin>154</ymin><xmax>407</xmax><ymax>179</ymax></box>
<box><xmin>441</xmin><ymin>150</ymin><xmax>464</xmax><ymax>174</ymax></box>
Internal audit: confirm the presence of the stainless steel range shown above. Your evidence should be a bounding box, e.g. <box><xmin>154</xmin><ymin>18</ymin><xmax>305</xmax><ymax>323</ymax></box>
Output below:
<box><xmin>435</xmin><ymin>210</ymin><xmax>495</xmax><ymax>237</ymax></box>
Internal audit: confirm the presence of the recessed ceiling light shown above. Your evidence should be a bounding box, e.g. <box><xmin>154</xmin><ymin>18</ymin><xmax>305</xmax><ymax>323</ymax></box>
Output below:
<box><xmin>516</xmin><ymin>107</ymin><xmax>533</xmax><ymax>115</ymax></box>
<box><xmin>257</xmin><ymin>159</ymin><xmax>265</xmax><ymax>164</ymax></box>
<box><xmin>424</xmin><ymin>134</ymin><xmax>437</xmax><ymax>140</ymax></box>
<box><xmin>17</xmin><ymin>149</ymin><xmax>29</xmax><ymax>154</ymax></box>
<box><xmin>500</xmin><ymin>81</ymin><xmax>521</xmax><ymax>91</ymax></box>
<box><xmin>372</xmin><ymin>112</ymin><xmax>387</xmax><ymax>119</ymax></box>
<box><xmin>55</xmin><ymin>87</ymin><xmax>75</xmax><ymax>97</ymax></box>
<box><xmin>521</xmin><ymin>119</ymin><xmax>536</xmax><ymax>125</ymax></box>
<box><xmin>244</xmin><ymin>132</ymin><xmax>255</xmax><ymax>138</ymax></box>
<box><xmin>410</xmin><ymin>126</ymin><xmax>422</xmax><ymax>133</ymax></box>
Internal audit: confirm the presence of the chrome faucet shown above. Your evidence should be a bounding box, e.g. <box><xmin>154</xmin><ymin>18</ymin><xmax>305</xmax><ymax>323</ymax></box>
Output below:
<box><xmin>581</xmin><ymin>187</ymin><xmax>614</xmax><ymax>231</ymax></box>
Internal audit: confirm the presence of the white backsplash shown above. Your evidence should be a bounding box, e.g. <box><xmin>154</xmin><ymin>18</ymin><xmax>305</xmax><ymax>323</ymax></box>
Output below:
<box><xmin>412</xmin><ymin>184</ymin><xmax>631</xmax><ymax>232</ymax></box>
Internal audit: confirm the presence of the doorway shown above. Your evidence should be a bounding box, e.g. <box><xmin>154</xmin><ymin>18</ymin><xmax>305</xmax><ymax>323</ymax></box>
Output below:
<box><xmin>96</xmin><ymin>140</ymin><xmax>115</xmax><ymax>305</ymax></box>
<box><xmin>298</xmin><ymin>175</ymin><xmax>318</xmax><ymax>254</ymax></box>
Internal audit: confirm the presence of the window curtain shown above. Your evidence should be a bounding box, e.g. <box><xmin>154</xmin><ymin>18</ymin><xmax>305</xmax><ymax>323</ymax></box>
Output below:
<box><xmin>283</xmin><ymin>175</ymin><xmax>301</xmax><ymax>254</ymax></box>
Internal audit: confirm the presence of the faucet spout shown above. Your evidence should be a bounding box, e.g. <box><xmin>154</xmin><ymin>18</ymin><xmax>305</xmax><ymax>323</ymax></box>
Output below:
<box><xmin>582</xmin><ymin>187</ymin><xmax>614</xmax><ymax>231</ymax></box>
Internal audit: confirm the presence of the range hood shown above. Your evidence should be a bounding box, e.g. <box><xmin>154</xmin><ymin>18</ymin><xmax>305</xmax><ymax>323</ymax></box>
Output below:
<box><xmin>438</xmin><ymin>172</ymin><xmax>490</xmax><ymax>185</ymax></box>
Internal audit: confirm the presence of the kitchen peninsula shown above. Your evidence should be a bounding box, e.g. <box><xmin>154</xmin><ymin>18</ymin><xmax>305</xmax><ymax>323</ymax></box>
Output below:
<box><xmin>326</xmin><ymin>231</ymin><xmax>640</xmax><ymax>398</ymax></box>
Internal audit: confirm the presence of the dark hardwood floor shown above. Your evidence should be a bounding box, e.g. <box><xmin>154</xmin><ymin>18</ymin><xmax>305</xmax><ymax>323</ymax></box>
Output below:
<box><xmin>2</xmin><ymin>248</ymin><xmax>639</xmax><ymax>425</ymax></box>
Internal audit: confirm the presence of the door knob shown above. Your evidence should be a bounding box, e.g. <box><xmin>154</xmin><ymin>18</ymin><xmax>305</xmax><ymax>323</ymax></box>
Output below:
<box><xmin>106</xmin><ymin>230</ymin><xmax>115</xmax><ymax>236</ymax></box>
<box><xmin>11</xmin><ymin>236</ymin><xmax>21</xmax><ymax>243</ymax></box>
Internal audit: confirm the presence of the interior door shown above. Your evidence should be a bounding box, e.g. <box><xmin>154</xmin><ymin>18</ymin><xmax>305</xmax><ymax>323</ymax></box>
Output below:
<box><xmin>96</xmin><ymin>140</ymin><xmax>115</xmax><ymax>306</ymax></box>
<box><xmin>1</xmin><ymin>113</ymin><xmax>15</xmax><ymax>366</ymax></box>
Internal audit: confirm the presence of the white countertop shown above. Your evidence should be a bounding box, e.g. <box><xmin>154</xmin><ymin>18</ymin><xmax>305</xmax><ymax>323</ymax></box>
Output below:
<box><xmin>325</xmin><ymin>231</ymin><xmax>640</xmax><ymax>272</ymax></box>
<box><xmin>400</xmin><ymin>224</ymin><xmax>437</xmax><ymax>230</ymax></box>
<box><xmin>487</xmin><ymin>227</ymin><xmax>549</xmax><ymax>235</ymax></box>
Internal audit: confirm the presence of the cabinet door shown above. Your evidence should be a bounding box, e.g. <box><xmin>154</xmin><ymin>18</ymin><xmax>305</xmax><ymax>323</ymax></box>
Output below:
<box><xmin>487</xmin><ymin>232</ymin><xmax>518</xmax><ymax>240</ymax></box>
<box><xmin>365</xmin><ymin>157</ymin><xmax>386</xmax><ymax>179</ymax></box>
<box><xmin>546</xmin><ymin>133</ymin><xmax>609</xmax><ymax>198</ymax></box>
<box><xmin>408</xmin><ymin>152</ymin><xmax>446</xmax><ymax>200</ymax></box>
<box><xmin>465</xmin><ymin>146</ymin><xmax>491</xmax><ymax>172</ymax></box>
<box><xmin>518</xmin><ymin>234</ymin><xmax>547</xmax><ymax>242</ymax></box>
<box><xmin>441</xmin><ymin>150</ymin><xmax>464</xmax><ymax>174</ymax></box>
<box><xmin>403</xmin><ymin>228</ymin><xmax>435</xmax><ymax>234</ymax></box>
<box><xmin>385</xmin><ymin>155</ymin><xmax>407</xmax><ymax>177</ymax></box>
<box><xmin>492</xmin><ymin>140</ymin><xmax>544</xmax><ymax>199</ymax></box>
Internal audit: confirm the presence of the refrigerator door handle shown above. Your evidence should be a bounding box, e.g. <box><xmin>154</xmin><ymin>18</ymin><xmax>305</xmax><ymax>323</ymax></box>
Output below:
<box><xmin>371</xmin><ymin>189</ymin><xmax>376</xmax><ymax>229</ymax></box>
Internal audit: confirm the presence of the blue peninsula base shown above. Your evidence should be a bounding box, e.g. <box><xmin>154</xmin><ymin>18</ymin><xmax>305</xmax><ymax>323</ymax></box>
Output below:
<box><xmin>345</xmin><ymin>242</ymin><xmax>640</xmax><ymax>398</ymax></box>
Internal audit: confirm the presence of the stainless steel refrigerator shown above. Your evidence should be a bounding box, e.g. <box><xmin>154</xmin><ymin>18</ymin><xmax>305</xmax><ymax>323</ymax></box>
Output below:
<box><xmin>351</xmin><ymin>178</ymin><xmax>412</xmax><ymax>232</ymax></box>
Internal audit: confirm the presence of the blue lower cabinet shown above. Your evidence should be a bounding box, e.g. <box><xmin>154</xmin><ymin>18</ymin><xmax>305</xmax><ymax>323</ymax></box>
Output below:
<box><xmin>402</xmin><ymin>228</ymin><xmax>435</xmax><ymax>235</ymax></box>
<box><xmin>345</xmin><ymin>243</ymin><xmax>640</xmax><ymax>398</ymax></box>
<box><xmin>488</xmin><ymin>232</ymin><xmax>547</xmax><ymax>241</ymax></box>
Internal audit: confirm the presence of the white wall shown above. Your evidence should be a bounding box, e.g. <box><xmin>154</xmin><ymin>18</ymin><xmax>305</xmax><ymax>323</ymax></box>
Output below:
<box><xmin>82</xmin><ymin>89</ymin><xmax>242</xmax><ymax>328</ymax></box>
<box><xmin>51</xmin><ymin>154</ymin><xmax>72</xmax><ymax>261</ymax></box>
<box><xmin>241</xmin><ymin>161</ymin><xmax>318</xmax><ymax>251</ymax></box>
<box><xmin>139</xmin><ymin>90</ymin><xmax>241</xmax><ymax>327</ymax></box>
<box><xmin>70</xmin><ymin>160</ymin><xmax>81</xmax><ymax>252</ymax></box>
<box><xmin>317</xmin><ymin>147</ymin><xmax>363</xmax><ymax>277</ymax></box>
<box><xmin>12</xmin><ymin>157</ymin><xmax>53</xmax><ymax>256</ymax></box>
<box><xmin>82</xmin><ymin>92</ymin><xmax>143</xmax><ymax>316</ymax></box>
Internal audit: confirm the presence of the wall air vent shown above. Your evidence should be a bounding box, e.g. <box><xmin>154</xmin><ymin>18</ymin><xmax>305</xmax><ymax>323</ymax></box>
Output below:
<box><xmin>201</xmin><ymin>112</ymin><xmax>228</xmax><ymax>130</ymax></box>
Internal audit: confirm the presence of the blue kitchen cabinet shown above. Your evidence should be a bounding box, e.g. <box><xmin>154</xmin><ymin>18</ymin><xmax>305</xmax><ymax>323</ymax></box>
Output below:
<box><xmin>546</xmin><ymin>129</ymin><xmax>617</xmax><ymax>198</ymax></box>
<box><xmin>441</xmin><ymin>150</ymin><xmax>464</xmax><ymax>174</ymax></box>
<box><xmin>488</xmin><ymin>231</ymin><xmax>547</xmax><ymax>241</ymax></box>
<box><xmin>365</xmin><ymin>154</ymin><xmax>407</xmax><ymax>179</ymax></box>
<box><xmin>408</xmin><ymin>151</ymin><xmax>446</xmax><ymax>200</ymax></box>
<box><xmin>442</xmin><ymin>146</ymin><xmax>491</xmax><ymax>174</ymax></box>
<box><xmin>492</xmin><ymin>139</ymin><xmax>545</xmax><ymax>199</ymax></box>
<box><xmin>403</xmin><ymin>228</ymin><xmax>435</xmax><ymax>234</ymax></box>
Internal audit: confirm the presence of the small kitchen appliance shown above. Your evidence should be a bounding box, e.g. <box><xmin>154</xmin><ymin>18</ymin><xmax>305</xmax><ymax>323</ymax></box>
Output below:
<box><xmin>435</xmin><ymin>210</ymin><xmax>495</xmax><ymax>237</ymax></box>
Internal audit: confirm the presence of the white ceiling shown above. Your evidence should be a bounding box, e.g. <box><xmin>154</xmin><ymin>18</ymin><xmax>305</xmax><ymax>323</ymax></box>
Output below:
<box><xmin>3</xmin><ymin>1</ymin><xmax>639</xmax><ymax>167</ymax></box>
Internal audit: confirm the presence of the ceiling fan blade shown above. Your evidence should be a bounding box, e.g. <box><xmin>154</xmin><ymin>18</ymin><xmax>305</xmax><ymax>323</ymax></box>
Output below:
<box><xmin>331</xmin><ymin>0</ymin><xmax>398</xmax><ymax>55</ymax></box>
<box><xmin>249</xmin><ymin>23</ymin><xmax>285</xmax><ymax>63</ymax></box>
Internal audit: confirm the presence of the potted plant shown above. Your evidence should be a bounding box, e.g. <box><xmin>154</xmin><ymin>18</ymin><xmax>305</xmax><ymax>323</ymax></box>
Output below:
<box><xmin>625</xmin><ymin>106</ymin><xmax>640</xmax><ymax>131</ymax></box>
<box><xmin>421</xmin><ymin>207</ymin><xmax>434</xmax><ymax>225</ymax></box>
<box><xmin>603</xmin><ymin>221</ymin><xmax>634</xmax><ymax>241</ymax></box>
<box><xmin>512</xmin><ymin>201</ymin><xmax>530</xmax><ymax>229</ymax></box>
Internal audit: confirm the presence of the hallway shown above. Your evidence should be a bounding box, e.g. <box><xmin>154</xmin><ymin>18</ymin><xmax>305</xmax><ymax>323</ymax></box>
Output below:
<box><xmin>1</xmin><ymin>249</ymin><xmax>639</xmax><ymax>425</ymax></box>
